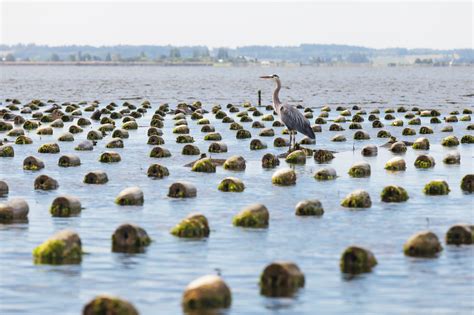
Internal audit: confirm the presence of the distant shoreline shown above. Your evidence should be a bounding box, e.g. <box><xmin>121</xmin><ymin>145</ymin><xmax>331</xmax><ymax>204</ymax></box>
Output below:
<box><xmin>0</xmin><ymin>61</ymin><xmax>471</xmax><ymax>67</ymax></box>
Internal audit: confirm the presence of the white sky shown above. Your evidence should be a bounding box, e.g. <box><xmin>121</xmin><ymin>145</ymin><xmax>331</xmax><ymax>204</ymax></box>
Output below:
<box><xmin>0</xmin><ymin>0</ymin><xmax>472</xmax><ymax>49</ymax></box>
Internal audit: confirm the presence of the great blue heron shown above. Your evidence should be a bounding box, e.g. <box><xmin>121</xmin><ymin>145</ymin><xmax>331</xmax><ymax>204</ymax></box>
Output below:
<box><xmin>260</xmin><ymin>74</ymin><xmax>315</xmax><ymax>151</ymax></box>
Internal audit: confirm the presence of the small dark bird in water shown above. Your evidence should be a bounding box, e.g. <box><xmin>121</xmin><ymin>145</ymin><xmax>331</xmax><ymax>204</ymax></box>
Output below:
<box><xmin>260</xmin><ymin>74</ymin><xmax>315</xmax><ymax>151</ymax></box>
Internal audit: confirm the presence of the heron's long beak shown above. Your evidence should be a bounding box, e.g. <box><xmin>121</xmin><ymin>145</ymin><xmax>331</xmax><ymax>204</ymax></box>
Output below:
<box><xmin>260</xmin><ymin>75</ymin><xmax>272</xmax><ymax>79</ymax></box>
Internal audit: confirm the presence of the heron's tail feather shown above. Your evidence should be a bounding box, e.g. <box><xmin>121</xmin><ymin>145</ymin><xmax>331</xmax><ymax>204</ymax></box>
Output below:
<box><xmin>299</xmin><ymin>123</ymin><xmax>316</xmax><ymax>139</ymax></box>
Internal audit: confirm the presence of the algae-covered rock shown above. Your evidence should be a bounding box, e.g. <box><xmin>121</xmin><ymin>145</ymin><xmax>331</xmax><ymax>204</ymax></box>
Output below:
<box><xmin>0</xmin><ymin>181</ymin><xmax>8</xmax><ymax>197</ymax></box>
<box><xmin>106</xmin><ymin>138</ymin><xmax>124</xmax><ymax>149</ymax></box>
<box><xmin>259</xmin><ymin>128</ymin><xmax>275</xmax><ymax>137</ymax></box>
<box><xmin>461</xmin><ymin>135</ymin><xmax>474</xmax><ymax>144</ymax></box>
<box><xmin>23</xmin><ymin>120</ymin><xmax>39</xmax><ymax>130</ymax></box>
<box><xmin>314</xmin><ymin>149</ymin><xmax>335</xmax><ymax>163</ymax></box>
<box><xmin>463</xmin><ymin>108</ymin><xmax>473</xmax><ymax>114</ymax></box>
<box><xmin>260</xmin><ymin>262</ymin><xmax>305</xmax><ymax>297</ymax></box>
<box><xmin>15</xmin><ymin>135</ymin><xmax>33</xmax><ymax>145</ymax></box>
<box><xmin>229</xmin><ymin>122</ymin><xmax>243</xmax><ymax>130</ymax></box>
<box><xmin>23</xmin><ymin>156</ymin><xmax>44</xmax><ymax>170</ymax></box>
<box><xmin>361</xmin><ymin>145</ymin><xmax>377</xmax><ymax>157</ymax></box>
<box><xmin>341</xmin><ymin>189</ymin><xmax>372</xmax><ymax>208</ymax></box>
<box><xmin>412</xmin><ymin>137</ymin><xmax>430</xmax><ymax>150</ymax></box>
<box><xmin>168</xmin><ymin>181</ymin><xmax>197</xmax><ymax>198</ymax></box>
<box><xmin>171</xmin><ymin>213</ymin><xmax>210</xmax><ymax>238</ymax></box>
<box><xmin>112</xmin><ymin>129</ymin><xmax>129</xmax><ymax>139</ymax></box>
<box><xmin>100</xmin><ymin>151</ymin><xmax>121</xmax><ymax>163</ymax></box>
<box><xmin>389</xmin><ymin>141</ymin><xmax>407</xmax><ymax>153</ymax></box>
<box><xmin>414</xmin><ymin>154</ymin><xmax>435</xmax><ymax>168</ymax></box>
<box><xmin>419</xmin><ymin>126</ymin><xmax>434</xmax><ymax>134</ymax></box>
<box><xmin>83</xmin><ymin>295</ymin><xmax>139</xmax><ymax>315</ymax></box>
<box><xmin>377</xmin><ymin>130</ymin><xmax>391</xmax><ymax>138</ymax></box>
<box><xmin>0</xmin><ymin>121</ymin><xmax>13</xmax><ymax>131</ymax></box>
<box><xmin>233</xmin><ymin>203</ymin><xmax>269</xmax><ymax>228</ymax></box>
<box><xmin>300</xmin><ymin>136</ymin><xmax>316</xmax><ymax>145</ymax></box>
<box><xmin>181</xmin><ymin>144</ymin><xmax>200</xmax><ymax>156</ymax></box>
<box><xmin>115</xmin><ymin>187</ymin><xmax>144</xmax><ymax>206</ymax></box>
<box><xmin>84</xmin><ymin>170</ymin><xmax>109</xmax><ymax>184</ymax></box>
<box><xmin>329</xmin><ymin>123</ymin><xmax>344</xmax><ymax>131</ymax></box>
<box><xmin>250</xmin><ymin>139</ymin><xmax>267</xmax><ymax>150</ymax></box>
<box><xmin>7</xmin><ymin>128</ymin><xmax>24</xmax><ymax>137</ymax></box>
<box><xmin>192</xmin><ymin>157</ymin><xmax>216</xmax><ymax>173</ymax></box>
<box><xmin>34</xmin><ymin>174</ymin><xmax>59</xmax><ymax>190</ymax></box>
<box><xmin>262</xmin><ymin>153</ymin><xmax>279</xmax><ymax>168</ymax></box>
<box><xmin>423</xmin><ymin>180</ymin><xmax>450</xmax><ymax>195</ymax></box>
<box><xmin>218</xmin><ymin>177</ymin><xmax>245</xmax><ymax>192</ymax></box>
<box><xmin>147</xmin><ymin>164</ymin><xmax>169</xmax><ymax>179</ymax></box>
<box><xmin>38</xmin><ymin>143</ymin><xmax>60</xmax><ymax>154</ymax></box>
<box><xmin>384</xmin><ymin>157</ymin><xmax>406</xmax><ymax>171</ymax></box>
<box><xmin>446</xmin><ymin>224</ymin><xmax>474</xmax><ymax>245</ymax></box>
<box><xmin>173</xmin><ymin>125</ymin><xmax>190</xmax><ymax>134</ymax></box>
<box><xmin>176</xmin><ymin>135</ymin><xmax>194</xmax><ymax>143</ymax></box>
<box><xmin>122</xmin><ymin>121</ymin><xmax>138</xmax><ymax>130</ymax></box>
<box><xmin>440</xmin><ymin>125</ymin><xmax>454</xmax><ymax>133</ymax></box>
<box><xmin>340</xmin><ymin>246</ymin><xmax>377</xmax><ymax>274</ymax></box>
<box><xmin>408</xmin><ymin>118</ymin><xmax>421</xmax><ymax>125</ymax></box>
<box><xmin>441</xmin><ymin>135</ymin><xmax>459</xmax><ymax>147</ymax></box>
<box><xmin>445</xmin><ymin>115</ymin><xmax>458</xmax><ymax>123</ymax></box>
<box><xmin>354</xmin><ymin>130</ymin><xmax>370</xmax><ymax>140</ymax></box>
<box><xmin>112</xmin><ymin>223</ymin><xmax>151</xmax><ymax>253</ymax></box>
<box><xmin>403</xmin><ymin>231</ymin><xmax>442</xmax><ymax>257</ymax></box>
<box><xmin>33</xmin><ymin>229</ymin><xmax>82</xmax><ymax>264</ymax></box>
<box><xmin>331</xmin><ymin>134</ymin><xmax>346</xmax><ymax>142</ymax></box>
<box><xmin>252</xmin><ymin>121</ymin><xmax>265</xmax><ymax>128</ymax></box>
<box><xmin>0</xmin><ymin>198</ymin><xmax>29</xmax><ymax>223</ymax></box>
<box><xmin>314</xmin><ymin>167</ymin><xmax>337</xmax><ymax>180</ymax></box>
<box><xmin>58</xmin><ymin>132</ymin><xmax>74</xmax><ymax>142</ymax></box>
<box><xmin>273</xmin><ymin>137</ymin><xmax>289</xmax><ymax>147</ymax></box>
<box><xmin>460</xmin><ymin>174</ymin><xmax>474</xmax><ymax>193</ymax></box>
<box><xmin>77</xmin><ymin>118</ymin><xmax>91</xmax><ymax>126</ymax></box>
<box><xmin>402</xmin><ymin>127</ymin><xmax>416</xmax><ymax>136</ymax></box>
<box><xmin>182</xmin><ymin>275</ymin><xmax>231</xmax><ymax>312</ymax></box>
<box><xmin>236</xmin><ymin>129</ymin><xmax>251</xmax><ymax>139</ymax></box>
<box><xmin>443</xmin><ymin>152</ymin><xmax>460</xmax><ymax>164</ymax></box>
<box><xmin>58</xmin><ymin>154</ymin><xmax>81</xmax><ymax>167</ymax></box>
<box><xmin>372</xmin><ymin>120</ymin><xmax>384</xmax><ymax>128</ymax></box>
<box><xmin>348</xmin><ymin>162</ymin><xmax>371</xmax><ymax>178</ymax></box>
<box><xmin>223</xmin><ymin>155</ymin><xmax>246</xmax><ymax>171</ymax></box>
<box><xmin>349</xmin><ymin>122</ymin><xmax>362</xmax><ymax>130</ymax></box>
<box><xmin>87</xmin><ymin>130</ymin><xmax>103</xmax><ymax>140</ymax></box>
<box><xmin>381</xmin><ymin>185</ymin><xmax>409</xmax><ymax>202</ymax></box>
<box><xmin>75</xmin><ymin>140</ymin><xmax>94</xmax><ymax>151</ymax></box>
<box><xmin>98</xmin><ymin>123</ymin><xmax>115</xmax><ymax>133</ymax></box>
<box><xmin>147</xmin><ymin>135</ymin><xmax>165</xmax><ymax>145</ymax></box>
<box><xmin>208</xmin><ymin>142</ymin><xmax>228</xmax><ymax>153</ymax></box>
<box><xmin>50</xmin><ymin>119</ymin><xmax>64</xmax><ymax>128</ymax></box>
<box><xmin>0</xmin><ymin>145</ymin><xmax>14</xmax><ymax>157</ymax></box>
<box><xmin>295</xmin><ymin>199</ymin><xmax>324</xmax><ymax>216</ymax></box>
<box><xmin>272</xmin><ymin>168</ymin><xmax>296</xmax><ymax>186</ymax></box>
<box><xmin>50</xmin><ymin>195</ymin><xmax>82</xmax><ymax>217</ymax></box>
<box><xmin>149</xmin><ymin>146</ymin><xmax>171</xmax><ymax>158</ymax></box>
<box><xmin>204</xmin><ymin>132</ymin><xmax>222</xmax><ymax>141</ymax></box>
<box><xmin>285</xmin><ymin>150</ymin><xmax>306</xmax><ymax>164</ymax></box>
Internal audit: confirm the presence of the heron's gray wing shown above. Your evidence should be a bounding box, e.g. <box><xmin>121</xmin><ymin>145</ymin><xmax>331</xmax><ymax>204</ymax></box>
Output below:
<box><xmin>280</xmin><ymin>105</ymin><xmax>315</xmax><ymax>139</ymax></box>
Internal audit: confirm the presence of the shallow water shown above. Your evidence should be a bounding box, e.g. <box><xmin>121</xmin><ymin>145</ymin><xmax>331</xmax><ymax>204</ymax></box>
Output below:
<box><xmin>0</xmin><ymin>66</ymin><xmax>473</xmax><ymax>315</ymax></box>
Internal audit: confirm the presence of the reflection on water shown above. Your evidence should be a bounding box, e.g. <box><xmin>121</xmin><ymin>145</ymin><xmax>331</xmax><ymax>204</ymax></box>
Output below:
<box><xmin>0</xmin><ymin>66</ymin><xmax>473</xmax><ymax>315</ymax></box>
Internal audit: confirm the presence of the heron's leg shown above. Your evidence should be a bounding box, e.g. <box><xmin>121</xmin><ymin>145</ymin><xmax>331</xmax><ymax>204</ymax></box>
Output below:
<box><xmin>290</xmin><ymin>130</ymin><xmax>295</xmax><ymax>151</ymax></box>
<box><xmin>289</xmin><ymin>131</ymin><xmax>292</xmax><ymax>151</ymax></box>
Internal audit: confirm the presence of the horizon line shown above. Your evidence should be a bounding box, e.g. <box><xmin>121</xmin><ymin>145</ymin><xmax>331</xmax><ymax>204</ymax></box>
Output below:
<box><xmin>1</xmin><ymin>42</ymin><xmax>472</xmax><ymax>51</ymax></box>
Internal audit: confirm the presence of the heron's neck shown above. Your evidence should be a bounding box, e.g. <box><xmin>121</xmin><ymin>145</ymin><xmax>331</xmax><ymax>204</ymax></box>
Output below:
<box><xmin>272</xmin><ymin>79</ymin><xmax>282</xmax><ymax>114</ymax></box>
